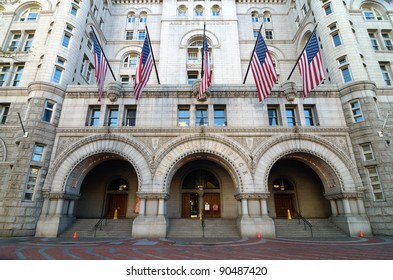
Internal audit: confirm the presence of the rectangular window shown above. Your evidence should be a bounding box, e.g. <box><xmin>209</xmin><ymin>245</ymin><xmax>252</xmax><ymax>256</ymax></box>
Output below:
<box><xmin>340</xmin><ymin>66</ymin><xmax>353</xmax><ymax>83</ymax></box>
<box><xmin>8</xmin><ymin>33</ymin><xmax>21</xmax><ymax>51</ymax></box>
<box><xmin>120</xmin><ymin>75</ymin><xmax>130</xmax><ymax>85</ymax></box>
<box><xmin>42</xmin><ymin>100</ymin><xmax>55</xmax><ymax>123</ymax></box>
<box><xmin>304</xmin><ymin>106</ymin><xmax>315</xmax><ymax>126</ymax></box>
<box><xmin>188</xmin><ymin>52</ymin><xmax>198</xmax><ymax>62</ymax></box>
<box><xmin>361</xmin><ymin>143</ymin><xmax>375</xmax><ymax>161</ymax></box>
<box><xmin>332</xmin><ymin>32</ymin><xmax>342</xmax><ymax>47</ymax></box>
<box><xmin>52</xmin><ymin>66</ymin><xmax>63</xmax><ymax>84</ymax></box>
<box><xmin>32</xmin><ymin>144</ymin><xmax>44</xmax><ymax>161</ymax></box>
<box><xmin>88</xmin><ymin>106</ymin><xmax>100</xmax><ymax>126</ymax></box>
<box><xmin>62</xmin><ymin>32</ymin><xmax>71</xmax><ymax>48</ymax></box>
<box><xmin>382</xmin><ymin>33</ymin><xmax>393</xmax><ymax>50</ymax></box>
<box><xmin>12</xmin><ymin>65</ymin><xmax>24</xmax><ymax>86</ymax></box>
<box><xmin>23</xmin><ymin>167</ymin><xmax>40</xmax><ymax>201</ymax></box>
<box><xmin>86</xmin><ymin>64</ymin><xmax>93</xmax><ymax>83</ymax></box>
<box><xmin>268</xmin><ymin>106</ymin><xmax>279</xmax><ymax>126</ymax></box>
<box><xmin>380</xmin><ymin>63</ymin><xmax>392</xmax><ymax>85</ymax></box>
<box><xmin>324</xmin><ymin>3</ymin><xmax>332</xmax><ymax>16</ymax></box>
<box><xmin>350</xmin><ymin>100</ymin><xmax>364</xmax><ymax>122</ymax></box>
<box><xmin>253</xmin><ymin>30</ymin><xmax>259</xmax><ymax>38</ymax></box>
<box><xmin>368</xmin><ymin>32</ymin><xmax>379</xmax><ymax>50</ymax></box>
<box><xmin>107</xmin><ymin>107</ymin><xmax>118</xmax><ymax>127</ymax></box>
<box><xmin>285</xmin><ymin>107</ymin><xmax>296</xmax><ymax>126</ymax></box>
<box><xmin>178</xmin><ymin>105</ymin><xmax>190</xmax><ymax>127</ymax></box>
<box><xmin>187</xmin><ymin>71</ymin><xmax>198</xmax><ymax>85</ymax></box>
<box><xmin>125</xmin><ymin>31</ymin><xmax>133</xmax><ymax>40</ymax></box>
<box><xmin>214</xmin><ymin>105</ymin><xmax>226</xmax><ymax>127</ymax></box>
<box><xmin>196</xmin><ymin>106</ymin><xmax>208</xmax><ymax>126</ymax></box>
<box><xmin>70</xmin><ymin>4</ymin><xmax>78</xmax><ymax>16</ymax></box>
<box><xmin>124</xmin><ymin>106</ymin><xmax>137</xmax><ymax>126</ymax></box>
<box><xmin>363</xmin><ymin>11</ymin><xmax>376</xmax><ymax>21</ymax></box>
<box><xmin>366</xmin><ymin>166</ymin><xmax>385</xmax><ymax>201</ymax></box>
<box><xmin>138</xmin><ymin>31</ymin><xmax>146</xmax><ymax>40</ymax></box>
<box><xmin>265</xmin><ymin>30</ymin><xmax>274</xmax><ymax>40</ymax></box>
<box><xmin>23</xmin><ymin>33</ymin><xmax>34</xmax><ymax>52</ymax></box>
<box><xmin>0</xmin><ymin>103</ymin><xmax>10</xmax><ymax>124</ymax></box>
<box><xmin>0</xmin><ymin>65</ymin><xmax>10</xmax><ymax>86</ymax></box>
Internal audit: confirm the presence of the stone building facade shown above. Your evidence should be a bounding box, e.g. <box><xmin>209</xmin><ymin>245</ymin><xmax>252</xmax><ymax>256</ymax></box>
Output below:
<box><xmin>0</xmin><ymin>0</ymin><xmax>392</xmax><ymax>238</ymax></box>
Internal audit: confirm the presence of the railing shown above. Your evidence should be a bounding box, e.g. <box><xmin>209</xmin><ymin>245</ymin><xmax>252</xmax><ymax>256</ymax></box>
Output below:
<box><xmin>93</xmin><ymin>216</ymin><xmax>107</xmax><ymax>237</ymax></box>
<box><xmin>292</xmin><ymin>210</ymin><xmax>313</xmax><ymax>237</ymax></box>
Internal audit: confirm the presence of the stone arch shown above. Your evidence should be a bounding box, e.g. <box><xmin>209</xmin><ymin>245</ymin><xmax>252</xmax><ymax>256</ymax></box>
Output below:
<box><xmin>296</xmin><ymin>23</ymin><xmax>316</xmax><ymax>53</ymax></box>
<box><xmin>0</xmin><ymin>137</ymin><xmax>6</xmax><ymax>162</ymax></box>
<box><xmin>180</xmin><ymin>29</ymin><xmax>220</xmax><ymax>49</ymax></box>
<box><xmin>152</xmin><ymin>135</ymin><xmax>253</xmax><ymax>194</ymax></box>
<box><xmin>253</xmin><ymin>134</ymin><xmax>362</xmax><ymax>194</ymax></box>
<box><xmin>350</xmin><ymin>0</ymin><xmax>392</xmax><ymax>10</ymax></box>
<box><xmin>44</xmin><ymin>134</ymin><xmax>152</xmax><ymax>195</ymax></box>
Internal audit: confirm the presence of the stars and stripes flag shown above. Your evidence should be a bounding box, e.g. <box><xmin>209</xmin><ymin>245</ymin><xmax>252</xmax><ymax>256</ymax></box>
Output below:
<box><xmin>298</xmin><ymin>30</ymin><xmax>325</xmax><ymax>97</ymax></box>
<box><xmin>198</xmin><ymin>32</ymin><xmax>211</xmax><ymax>100</ymax></box>
<box><xmin>92</xmin><ymin>32</ymin><xmax>108</xmax><ymax>102</ymax></box>
<box><xmin>250</xmin><ymin>32</ymin><xmax>277</xmax><ymax>102</ymax></box>
<box><xmin>134</xmin><ymin>32</ymin><xmax>153</xmax><ymax>100</ymax></box>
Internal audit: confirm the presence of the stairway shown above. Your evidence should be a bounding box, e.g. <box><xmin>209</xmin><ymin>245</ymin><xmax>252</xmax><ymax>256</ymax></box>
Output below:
<box><xmin>60</xmin><ymin>218</ymin><xmax>133</xmax><ymax>238</ymax></box>
<box><xmin>274</xmin><ymin>218</ymin><xmax>348</xmax><ymax>238</ymax></box>
<box><xmin>166</xmin><ymin>218</ymin><xmax>241</xmax><ymax>240</ymax></box>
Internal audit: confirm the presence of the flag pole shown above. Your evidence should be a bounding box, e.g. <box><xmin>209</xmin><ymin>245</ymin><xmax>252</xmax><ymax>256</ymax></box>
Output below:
<box><xmin>90</xmin><ymin>27</ymin><xmax>117</xmax><ymax>81</ymax></box>
<box><xmin>243</xmin><ymin>23</ymin><xmax>263</xmax><ymax>84</ymax></box>
<box><xmin>145</xmin><ymin>25</ymin><xmax>160</xmax><ymax>84</ymax></box>
<box><xmin>200</xmin><ymin>23</ymin><xmax>206</xmax><ymax>81</ymax></box>
<box><xmin>286</xmin><ymin>24</ymin><xmax>319</xmax><ymax>81</ymax></box>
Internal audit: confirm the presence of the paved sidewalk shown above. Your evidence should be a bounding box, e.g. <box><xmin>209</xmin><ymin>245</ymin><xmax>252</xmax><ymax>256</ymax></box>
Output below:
<box><xmin>0</xmin><ymin>236</ymin><xmax>392</xmax><ymax>260</ymax></box>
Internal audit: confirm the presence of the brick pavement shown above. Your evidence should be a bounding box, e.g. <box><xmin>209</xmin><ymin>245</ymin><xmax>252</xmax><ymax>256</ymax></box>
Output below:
<box><xmin>0</xmin><ymin>236</ymin><xmax>392</xmax><ymax>260</ymax></box>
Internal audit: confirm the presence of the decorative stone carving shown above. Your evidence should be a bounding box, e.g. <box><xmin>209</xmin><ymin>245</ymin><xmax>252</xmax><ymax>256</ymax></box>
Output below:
<box><xmin>106</xmin><ymin>81</ymin><xmax>123</xmax><ymax>102</ymax></box>
<box><xmin>282</xmin><ymin>81</ymin><xmax>297</xmax><ymax>102</ymax></box>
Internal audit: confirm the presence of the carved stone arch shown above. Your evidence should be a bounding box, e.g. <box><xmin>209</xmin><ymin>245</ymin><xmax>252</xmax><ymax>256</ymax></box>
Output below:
<box><xmin>137</xmin><ymin>7</ymin><xmax>152</xmax><ymax>14</ymax></box>
<box><xmin>0</xmin><ymin>137</ymin><xmax>6</xmax><ymax>162</ymax></box>
<box><xmin>115</xmin><ymin>46</ymin><xmax>142</xmax><ymax>60</ymax></box>
<box><xmin>253</xmin><ymin>134</ymin><xmax>362</xmax><ymax>194</ymax></box>
<box><xmin>351</xmin><ymin>0</ymin><xmax>392</xmax><ymax>10</ymax></box>
<box><xmin>152</xmin><ymin>135</ymin><xmax>253</xmax><ymax>194</ymax></box>
<box><xmin>44</xmin><ymin>134</ymin><xmax>152</xmax><ymax>194</ymax></box>
<box><xmin>180</xmin><ymin>29</ymin><xmax>220</xmax><ymax>49</ymax></box>
<box><xmin>247</xmin><ymin>7</ymin><xmax>262</xmax><ymax>14</ymax></box>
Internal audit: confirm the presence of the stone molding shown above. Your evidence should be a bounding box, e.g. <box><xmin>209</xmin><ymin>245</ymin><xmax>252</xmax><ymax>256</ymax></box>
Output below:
<box><xmin>234</xmin><ymin>193</ymin><xmax>270</xmax><ymax>200</ymax></box>
<box><xmin>136</xmin><ymin>192</ymin><xmax>169</xmax><ymax>200</ymax></box>
<box><xmin>325</xmin><ymin>192</ymin><xmax>365</xmax><ymax>200</ymax></box>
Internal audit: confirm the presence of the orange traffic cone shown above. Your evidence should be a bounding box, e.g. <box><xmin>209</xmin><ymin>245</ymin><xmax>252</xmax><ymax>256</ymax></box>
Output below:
<box><xmin>257</xmin><ymin>231</ymin><xmax>261</xmax><ymax>239</ymax></box>
<box><xmin>73</xmin><ymin>232</ymin><xmax>77</xmax><ymax>239</ymax></box>
<box><xmin>359</xmin><ymin>230</ymin><xmax>364</xmax><ymax>238</ymax></box>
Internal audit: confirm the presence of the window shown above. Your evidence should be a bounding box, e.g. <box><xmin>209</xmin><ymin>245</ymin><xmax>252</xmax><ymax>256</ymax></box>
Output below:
<box><xmin>285</xmin><ymin>107</ymin><xmax>296</xmax><ymax>126</ymax></box>
<box><xmin>86</xmin><ymin>63</ymin><xmax>93</xmax><ymax>83</ymax></box>
<box><xmin>262</xmin><ymin>12</ymin><xmax>271</xmax><ymax>22</ymax></box>
<box><xmin>366</xmin><ymin>166</ymin><xmax>384</xmax><ymax>200</ymax></box>
<box><xmin>0</xmin><ymin>103</ymin><xmax>10</xmax><ymax>124</ymax></box>
<box><xmin>187</xmin><ymin>71</ymin><xmax>198</xmax><ymax>85</ymax></box>
<box><xmin>93</xmin><ymin>6</ymin><xmax>98</xmax><ymax>18</ymax></box>
<box><xmin>121</xmin><ymin>75</ymin><xmax>130</xmax><ymax>85</ymax></box>
<box><xmin>23</xmin><ymin>33</ymin><xmax>34</xmax><ymax>52</ymax></box>
<box><xmin>195</xmin><ymin>5</ymin><xmax>203</xmax><ymax>16</ymax></box>
<box><xmin>361</xmin><ymin>6</ymin><xmax>383</xmax><ymax>21</ymax></box>
<box><xmin>338</xmin><ymin>56</ymin><xmax>352</xmax><ymax>83</ymax></box>
<box><xmin>188</xmin><ymin>51</ymin><xmax>197</xmax><ymax>62</ymax></box>
<box><xmin>196</xmin><ymin>106</ymin><xmax>208</xmax><ymax>126</ymax></box>
<box><xmin>301</xmin><ymin>5</ymin><xmax>307</xmax><ymax>16</ymax></box>
<box><xmin>125</xmin><ymin>31</ymin><xmax>133</xmax><ymax>40</ymax></box>
<box><xmin>138</xmin><ymin>31</ymin><xmax>146</xmax><ymax>40</ymax></box>
<box><xmin>178</xmin><ymin>105</ymin><xmax>190</xmax><ymax>127</ymax></box>
<box><xmin>214</xmin><ymin>105</ymin><xmax>226</xmax><ymax>126</ymax></box>
<box><xmin>88</xmin><ymin>106</ymin><xmax>100</xmax><ymax>126</ymax></box>
<box><xmin>212</xmin><ymin>5</ymin><xmax>220</xmax><ymax>17</ymax></box>
<box><xmin>251</xmin><ymin>11</ymin><xmax>259</xmax><ymax>22</ymax></box>
<box><xmin>304</xmin><ymin>106</ymin><xmax>315</xmax><ymax>126</ymax></box>
<box><xmin>99</xmin><ymin>18</ymin><xmax>104</xmax><ymax>30</ymax></box>
<box><xmin>178</xmin><ymin>5</ymin><xmax>187</xmax><ymax>16</ymax></box>
<box><xmin>139</xmin><ymin>12</ymin><xmax>147</xmax><ymax>23</ymax></box>
<box><xmin>332</xmin><ymin>32</ymin><xmax>342</xmax><ymax>47</ymax></box>
<box><xmin>8</xmin><ymin>33</ymin><xmax>21</xmax><ymax>51</ymax></box>
<box><xmin>361</xmin><ymin>143</ymin><xmax>375</xmax><ymax>161</ymax></box>
<box><xmin>127</xmin><ymin>12</ymin><xmax>136</xmax><ymax>23</ymax></box>
<box><xmin>369</xmin><ymin>32</ymin><xmax>379</xmax><ymax>50</ymax></box>
<box><xmin>253</xmin><ymin>29</ymin><xmax>260</xmax><ymax>38</ymax></box>
<box><xmin>52</xmin><ymin>56</ymin><xmax>66</xmax><ymax>84</ymax></box>
<box><xmin>42</xmin><ymin>100</ymin><xmax>55</xmax><ymax>123</ymax></box>
<box><xmin>265</xmin><ymin>30</ymin><xmax>274</xmax><ymax>40</ymax></box>
<box><xmin>382</xmin><ymin>32</ymin><xmax>393</xmax><ymax>51</ymax></box>
<box><xmin>123</xmin><ymin>54</ymin><xmax>139</xmax><ymax>68</ymax></box>
<box><xmin>23</xmin><ymin>167</ymin><xmax>40</xmax><ymax>201</ymax></box>
<box><xmin>350</xmin><ymin>100</ymin><xmax>364</xmax><ymax>122</ymax></box>
<box><xmin>107</xmin><ymin>107</ymin><xmax>118</xmax><ymax>126</ymax></box>
<box><xmin>0</xmin><ymin>65</ymin><xmax>10</xmax><ymax>86</ymax></box>
<box><xmin>323</xmin><ymin>3</ymin><xmax>332</xmax><ymax>16</ymax></box>
<box><xmin>11</xmin><ymin>64</ymin><xmax>24</xmax><ymax>86</ymax></box>
<box><xmin>268</xmin><ymin>106</ymin><xmax>279</xmax><ymax>126</ymax></box>
<box><xmin>70</xmin><ymin>4</ymin><xmax>79</xmax><ymax>16</ymax></box>
<box><xmin>124</xmin><ymin>106</ymin><xmax>137</xmax><ymax>126</ymax></box>
<box><xmin>380</xmin><ymin>63</ymin><xmax>392</xmax><ymax>85</ymax></box>
<box><xmin>32</xmin><ymin>144</ymin><xmax>44</xmax><ymax>161</ymax></box>
<box><xmin>62</xmin><ymin>32</ymin><xmax>71</xmax><ymax>48</ymax></box>
<box><xmin>19</xmin><ymin>7</ymin><xmax>40</xmax><ymax>22</ymax></box>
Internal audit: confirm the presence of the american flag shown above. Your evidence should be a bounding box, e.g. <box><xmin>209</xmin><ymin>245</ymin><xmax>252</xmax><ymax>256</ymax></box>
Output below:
<box><xmin>250</xmin><ymin>32</ymin><xmax>277</xmax><ymax>102</ymax></box>
<box><xmin>198</xmin><ymin>33</ymin><xmax>211</xmax><ymax>100</ymax></box>
<box><xmin>298</xmin><ymin>31</ymin><xmax>325</xmax><ymax>97</ymax></box>
<box><xmin>92</xmin><ymin>32</ymin><xmax>108</xmax><ymax>102</ymax></box>
<box><xmin>134</xmin><ymin>32</ymin><xmax>153</xmax><ymax>100</ymax></box>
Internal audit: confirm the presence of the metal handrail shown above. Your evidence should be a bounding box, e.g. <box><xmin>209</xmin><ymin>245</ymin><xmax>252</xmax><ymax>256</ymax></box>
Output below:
<box><xmin>93</xmin><ymin>217</ymin><xmax>107</xmax><ymax>237</ymax></box>
<box><xmin>292</xmin><ymin>210</ymin><xmax>313</xmax><ymax>237</ymax></box>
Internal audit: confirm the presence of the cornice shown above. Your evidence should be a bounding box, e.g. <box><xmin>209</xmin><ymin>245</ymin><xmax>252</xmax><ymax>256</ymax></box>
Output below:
<box><xmin>111</xmin><ymin>0</ymin><xmax>162</xmax><ymax>4</ymax></box>
<box><xmin>236</xmin><ymin>0</ymin><xmax>287</xmax><ymax>3</ymax></box>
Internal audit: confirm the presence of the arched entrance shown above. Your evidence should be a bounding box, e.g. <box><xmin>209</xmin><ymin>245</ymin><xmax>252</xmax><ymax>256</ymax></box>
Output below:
<box><xmin>268</xmin><ymin>157</ymin><xmax>331</xmax><ymax>219</ymax></box>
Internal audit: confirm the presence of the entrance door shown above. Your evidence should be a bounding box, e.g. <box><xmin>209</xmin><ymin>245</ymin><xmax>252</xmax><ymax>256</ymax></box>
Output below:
<box><xmin>108</xmin><ymin>194</ymin><xmax>128</xmax><ymax>218</ymax></box>
<box><xmin>274</xmin><ymin>194</ymin><xmax>293</xmax><ymax>218</ymax></box>
<box><xmin>204</xmin><ymin>193</ymin><xmax>220</xmax><ymax>218</ymax></box>
<box><xmin>182</xmin><ymin>193</ymin><xmax>198</xmax><ymax>218</ymax></box>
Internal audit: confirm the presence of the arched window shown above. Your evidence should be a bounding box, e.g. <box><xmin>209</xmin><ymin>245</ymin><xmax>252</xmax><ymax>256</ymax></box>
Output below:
<box><xmin>127</xmin><ymin>12</ymin><xmax>136</xmax><ymax>23</ymax></box>
<box><xmin>263</xmin><ymin>11</ymin><xmax>271</xmax><ymax>22</ymax></box>
<box><xmin>182</xmin><ymin>170</ymin><xmax>220</xmax><ymax>190</ymax></box>
<box><xmin>108</xmin><ymin>178</ymin><xmax>128</xmax><ymax>191</ymax></box>
<box><xmin>139</xmin><ymin>12</ymin><xmax>147</xmax><ymax>23</ymax></box>
<box><xmin>178</xmin><ymin>5</ymin><xmax>187</xmax><ymax>16</ymax></box>
<box><xmin>19</xmin><ymin>6</ymin><xmax>41</xmax><ymax>22</ymax></box>
<box><xmin>361</xmin><ymin>4</ymin><xmax>383</xmax><ymax>20</ymax></box>
<box><xmin>251</xmin><ymin>11</ymin><xmax>259</xmax><ymax>22</ymax></box>
<box><xmin>195</xmin><ymin>5</ymin><xmax>203</xmax><ymax>16</ymax></box>
<box><xmin>212</xmin><ymin>5</ymin><xmax>220</xmax><ymax>16</ymax></box>
<box><xmin>123</xmin><ymin>53</ymin><xmax>139</xmax><ymax>68</ymax></box>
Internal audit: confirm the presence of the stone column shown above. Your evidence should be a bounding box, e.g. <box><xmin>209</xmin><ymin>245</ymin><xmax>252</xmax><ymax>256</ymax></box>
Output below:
<box><xmin>329</xmin><ymin>199</ymin><xmax>338</xmax><ymax>216</ymax></box>
<box><xmin>139</xmin><ymin>198</ymin><xmax>146</xmax><ymax>216</ymax></box>
<box><xmin>68</xmin><ymin>200</ymin><xmax>75</xmax><ymax>216</ymax></box>
<box><xmin>260</xmin><ymin>199</ymin><xmax>268</xmax><ymax>216</ymax></box>
<box><xmin>158</xmin><ymin>198</ymin><xmax>165</xmax><ymax>216</ymax></box>
<box><xmin>55</xmin><ymin>199</ymin><xmax>64</xmax><ymax>217</ymax></box>
<box><xmin>342</xmin><ymin>198</ymin><xmax>351</xmax><ymax>215</ymax></box>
